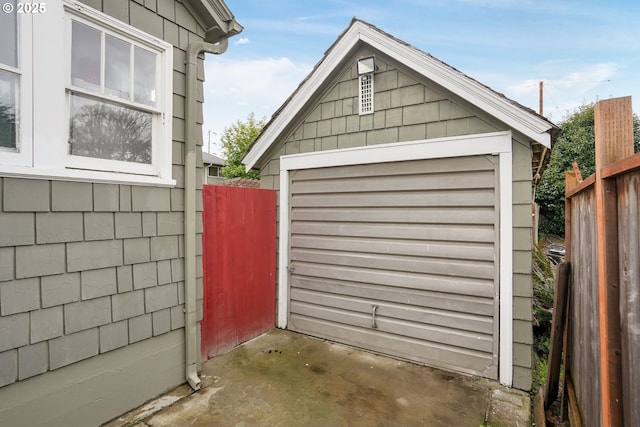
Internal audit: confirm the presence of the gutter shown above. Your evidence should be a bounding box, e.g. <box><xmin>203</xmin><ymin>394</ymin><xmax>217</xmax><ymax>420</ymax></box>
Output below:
<box><xmin>184</xmin><ymin>37</ymin><xmax>229</xmax><ymax>391</ymax></box>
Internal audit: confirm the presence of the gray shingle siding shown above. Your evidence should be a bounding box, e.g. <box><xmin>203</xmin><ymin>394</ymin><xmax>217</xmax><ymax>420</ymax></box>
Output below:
<box><xmin>17</xmin><ymin>342</ymin><xmax>48</xmax><ymax>380</ymax></box>
<box><xmin>0</xmin><ymin>0</ymin><xmax>208</xmax><ymax>392</ymax></box>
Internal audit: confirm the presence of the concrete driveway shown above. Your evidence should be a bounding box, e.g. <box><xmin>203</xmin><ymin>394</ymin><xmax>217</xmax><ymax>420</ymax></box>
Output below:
<box><xmin>105</xmin><ymin>329</ymin><xmax>530</xmax><ymax>426</ymax></box>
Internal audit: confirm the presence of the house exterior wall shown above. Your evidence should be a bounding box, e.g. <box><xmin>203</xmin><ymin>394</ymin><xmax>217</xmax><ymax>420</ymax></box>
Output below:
<box><xmin>0</xmin><ymin>1</ymin><xmax>209</xmax><ymax>425</ymax></box>
<box><xmin>258</xmin><ymin>48</ymin><xmax>534</xmax><ymax>390</ymax></box>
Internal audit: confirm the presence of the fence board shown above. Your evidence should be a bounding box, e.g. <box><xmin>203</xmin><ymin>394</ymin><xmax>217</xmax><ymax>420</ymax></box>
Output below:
<box><xmin>568</xmin><ymin>186</ymin><xmax>600</xmax><ymax>426</ymax></box>
<box><xmin>617</xmin><ymin>171</ymin><xmax>640</xmax><ymax>424</ymax></box>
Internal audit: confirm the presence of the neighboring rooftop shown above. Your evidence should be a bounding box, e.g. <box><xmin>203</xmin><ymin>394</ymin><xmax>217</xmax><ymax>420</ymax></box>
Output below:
<box><xmin>203</xmin><ymin>151</ymin><xmax>225</xmax><ymax>165</ymax></box>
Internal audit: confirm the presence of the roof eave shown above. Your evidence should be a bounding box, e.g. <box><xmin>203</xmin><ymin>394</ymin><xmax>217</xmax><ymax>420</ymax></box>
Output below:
<box><xmin>185</xmin><ymin>0</ymin><xmax>243</xmax><ymax>43</ymax></box>
<box><xmin>243</xmin><ymin>24</ymin><xmax>362</xmax><ymax>170</ymax></box>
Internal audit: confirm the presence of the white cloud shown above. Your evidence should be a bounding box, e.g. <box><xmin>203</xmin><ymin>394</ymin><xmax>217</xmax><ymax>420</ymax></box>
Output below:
<box><xmin>202</xmin><ymin>57</ymin><xmax>312</xmax><ymax>136</ymax></box>
<box><xmin>504</xmin><ymin>62</ymin><xmax>619</xmax><ymax>120</ymax></box>
<box><xmin>508</xmin><ymin>62</ymin><xmax>617</xmax><ymax>95</ymax></box>
<box><xmin>234</xmin><ymin>37</ymin><xmax>250</xmax><ymax>45</ymax></box>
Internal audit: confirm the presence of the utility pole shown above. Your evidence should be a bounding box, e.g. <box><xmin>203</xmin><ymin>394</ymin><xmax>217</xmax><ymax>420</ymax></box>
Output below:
<box><xmin>532</xmin><ymin>80</ymin><xmax>545</xmax><ymax>246</ymax></box>
<box><xmin>539</xmin><ymin>81</ymin><xmax>544</xmax><ymax>116</ymax></box>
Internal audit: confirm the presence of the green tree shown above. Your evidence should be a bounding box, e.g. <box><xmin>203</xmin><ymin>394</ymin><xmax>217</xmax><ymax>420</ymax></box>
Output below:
<box><xmin>220</xmin><ymin>113</ymin><xmax>266</xmax><ymax>179</ymax></box>
<box><xmin>536</xmin><ymin>103</ymin><xmax>640</xmax><ymax>235</ymax></box>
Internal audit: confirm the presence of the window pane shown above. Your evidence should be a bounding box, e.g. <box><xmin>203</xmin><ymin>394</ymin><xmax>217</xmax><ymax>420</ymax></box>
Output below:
<box><xmin>71</xmin><ymin>21</ymin><xmax>101</xmax><ymax>91</ymax></box>
<box><xmin>0</xmin><ymin>70</ymin><xmax>18</xmax><ymax>149</ymax></box>
<box><xmin>134</xmin><ymin>47</ymin><xmax>156</xmax><ymax>106</ymax></box>
<box><xmin>105</xmin><ymin>35</ymin><xmax>131</xmax><ymax>100</ymax></box>
<box><xmin>0</xmin><ymin>0</ymin><xmax>17</xmax><ymax>67</ymax></box>
<box><xmin>69</xmin><ymin>94</ymin><xmax>151</xmax><ymax>164</ymax></box>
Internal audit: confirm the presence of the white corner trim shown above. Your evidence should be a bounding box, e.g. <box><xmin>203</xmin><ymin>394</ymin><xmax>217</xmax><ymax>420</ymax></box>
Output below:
<box><xmin>244</xmin><ymin>20</ymin><xmax>553</xmax><ymax>170</ymax></box>
<box><xmin>277</xmin><ymin>170</ymin><xmax>290</xmax><ymax>329</ymax></box>
<box><xmin>277</xmin><ymin>132</ymin><xmax>514</xmax><ymax>382</ymax></box>
<box><xmin>499</xmin><ymin>151</ymin><xmax>514</xmax><ymax>386</ymax></box>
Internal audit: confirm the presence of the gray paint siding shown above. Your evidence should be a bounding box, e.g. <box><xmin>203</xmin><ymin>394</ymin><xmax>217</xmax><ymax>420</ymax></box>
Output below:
<box><xmin>0</xmin><ymin>1</ymin><xmax>208</xmax><ymax>419</ymax></box>
<box><xmin>259</xmin><ymin>50</ymin><xmax>534</xmax><ymax>390</ymax></box>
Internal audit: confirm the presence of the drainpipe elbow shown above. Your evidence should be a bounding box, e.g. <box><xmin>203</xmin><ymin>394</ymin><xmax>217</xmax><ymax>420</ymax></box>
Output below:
<box><xmin>187</xmin><ymin>38</ymin><xmax>229</xmax><ymax>63</ymax></box>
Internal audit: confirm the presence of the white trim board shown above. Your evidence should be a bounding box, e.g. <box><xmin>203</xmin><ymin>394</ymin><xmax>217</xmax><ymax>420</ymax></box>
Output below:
<box><xmin>244</xmin><ymin>20</ymin><xmax>553</xmax><ymax>170</ymax></box>
<box><xmin>278</xmin><ymin>131</ymin><xmax>514</xmax><ymax>386</ymax></box>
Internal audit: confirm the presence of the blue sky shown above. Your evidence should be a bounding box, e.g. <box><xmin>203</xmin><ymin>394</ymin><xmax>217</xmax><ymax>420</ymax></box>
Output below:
<box><xmin>202</xmin><ymin>0</ymin><xmax>640</xmax><ymax>155</ymax></box>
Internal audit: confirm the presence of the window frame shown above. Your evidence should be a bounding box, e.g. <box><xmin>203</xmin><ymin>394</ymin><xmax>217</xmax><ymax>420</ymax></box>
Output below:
<box><xmin>207</xmin><ymin>165</ymin><xmax>222</xmax><ymax>177</ymax></box>
<box><xmin>65</xmin><ymin>12</ymin><xmax>163</xmax><ymax>176</ymax></box>
<box><xmin>0</xmin><ymin>7</ymin><xmax>33</xmax><ymax>167</ymax></box>
<box><xmin>0</xmin><ymin>0</ymin><xmax>174</xmax><ymax>186</ymax></box>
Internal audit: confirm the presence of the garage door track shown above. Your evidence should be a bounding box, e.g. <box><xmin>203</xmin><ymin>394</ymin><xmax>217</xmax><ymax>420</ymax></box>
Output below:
<box><xmin>106</xmin><ymin>329</ymin><xmax>530</xmax><ymax>427</ymax></box>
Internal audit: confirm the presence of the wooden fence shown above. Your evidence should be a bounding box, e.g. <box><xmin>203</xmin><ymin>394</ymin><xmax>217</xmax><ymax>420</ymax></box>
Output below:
<box><xmin>201</xmin><ymin>185</ymin><xmax>277</xmax><ymax>360</ymax></box>
<box><xmin>564</xmin><ymin>97</ymin><xmax>639</xmax><ymax>426</ymax></box>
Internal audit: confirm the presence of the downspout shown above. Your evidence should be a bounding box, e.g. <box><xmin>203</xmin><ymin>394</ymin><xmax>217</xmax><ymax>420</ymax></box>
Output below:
<box><xmin>184</xmin><ymin>38</ymin><xmax>228</xmax><ymax>391</ymax></box>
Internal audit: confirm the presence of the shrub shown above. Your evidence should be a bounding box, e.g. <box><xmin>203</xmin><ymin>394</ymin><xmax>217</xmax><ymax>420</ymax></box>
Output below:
<box><xmin>531</xmin><ymin>244</ymin><xmax>555</xmax><ymax>393</ymax></box>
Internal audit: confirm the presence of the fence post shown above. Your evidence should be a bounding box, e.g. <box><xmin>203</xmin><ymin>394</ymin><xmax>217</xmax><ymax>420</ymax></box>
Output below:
<box><xmin>594</xmin><ymin>96</ymin><xmax>633</xmax><ymax>426</ymax></box>
<box><xmin>564</xmin><ymin>170</ymin><xmax>579</xmax><ymax>262</ymax></box>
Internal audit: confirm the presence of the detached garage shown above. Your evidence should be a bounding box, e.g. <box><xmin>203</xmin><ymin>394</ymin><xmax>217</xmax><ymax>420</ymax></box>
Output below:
<box><xmin>243</xmin><ymin>19</ymin><xmax>557</xmax><ymax>390</ymax></box>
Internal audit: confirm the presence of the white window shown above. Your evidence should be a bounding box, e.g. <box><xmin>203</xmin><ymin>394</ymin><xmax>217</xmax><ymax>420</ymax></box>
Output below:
<box><xmin>0</xmin><ymin>0</ymin><xmax>174</xmax><ymax>185</ymax></box>
<box><xmin>0</xmin><ymin>0</ymin><xmax>32</xmax><ymax>167</ymax></box>
<box><xmin>208</xmin><ymin>165</ymin><xmax>222</xmax><ymax>177</ymax></box>
<box><xmin>0</xmin><ymin>6</ymin><xmax>19</xmax><ymax>150</ymax></box>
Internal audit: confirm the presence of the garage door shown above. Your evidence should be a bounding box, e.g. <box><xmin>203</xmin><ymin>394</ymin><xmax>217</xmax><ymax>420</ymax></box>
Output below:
<box><xmin>287</xmin><ymin>154</ymin><xmax>499</xmax><ymax>378</ymax></box>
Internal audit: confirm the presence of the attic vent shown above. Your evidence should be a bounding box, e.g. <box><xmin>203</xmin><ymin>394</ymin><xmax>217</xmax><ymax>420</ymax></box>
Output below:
<box><xmin>359</xmin><ymin>74</ymin><xmax>374</xmax><ymax>115</ymax></box>
<box><xmin>357</xmin><ymin>56</ymin><xmax>375</xmax><ymax>115</ymax></box>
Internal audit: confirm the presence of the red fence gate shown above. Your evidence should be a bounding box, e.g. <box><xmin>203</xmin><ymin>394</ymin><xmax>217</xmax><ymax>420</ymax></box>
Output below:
<box><xmin>201</xmin><ymin>185</ymin><xmax>276</xmax><ymax>360</ymax></box>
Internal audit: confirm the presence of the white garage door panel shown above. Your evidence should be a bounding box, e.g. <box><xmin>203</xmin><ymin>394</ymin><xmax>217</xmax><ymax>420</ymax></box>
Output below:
<box><xmin>292</xmin><ymin>263</ymin><xmax>495</xmax><ymax>299</ymax></box>
<box><xmin>293</xmin><ymin>276</ymin><xmax>495</xmax><ymax>316</ymax></box>
<box><xmin>291</xmin><ymin>316</ymin><xmax>496</xmax><ymax>377</ymax></box>
<box><xmin>291</xmin><ymin>169</ymin><xmax>496</xmax><ymax>193</ymax></box>
<box><xmin>291</xmin><ymin>248</ymin><xmax>495</xmax><ymax>279</ymax></box>
<box><xmin>291</xmin><ymin>154</ymin><xmax>497</xmax><ymax>180</ymax></box>
<box><xmin>291</xmin><ymin>288</ymin><xmax>494</xmax><ymax>335</ymax></box>
<box><xmin>291</xmin><ymin>222</ymin><xmax>495</xmax><ymax>243</ymax></box>
<box><xmin>287</xmin><ymin>155</ymin><xmax>499</xmax><ymax>378</ymax></box>
<box><xmin>292</xmin><ymin>235</ymin><xmax>495</xmax><ymax>261</ymax></box>
<box><xmin>289</xmin><ymin>304</ymin><xmax>494</xmax><ymax>353</ymax></box>
<box><xmin>291</xmin><ymin>207</ymin><xmax>496</xmax><ymax>224</ymax></box>
<box><xmin>291</xmin><ymin>188</ymin><xmax>496</xmax><ymax>208</ymax></box>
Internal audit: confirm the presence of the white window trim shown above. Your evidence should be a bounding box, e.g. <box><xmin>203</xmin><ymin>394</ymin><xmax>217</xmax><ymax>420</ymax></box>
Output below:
<box><xmin>277</xmin><ymin>130</ymin><xmax>514</xmax><ymax>386</ymax></box>
<box><xmin>0</xmin><ymin>0</ymin><xmax>175</xmax><ymax>186</ymax></box>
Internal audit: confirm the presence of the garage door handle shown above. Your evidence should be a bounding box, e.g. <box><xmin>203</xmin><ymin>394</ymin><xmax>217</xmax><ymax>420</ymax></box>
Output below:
<box><xmin>372</xmin><ymin>305</ymin><xmax>378</xmax><ymax>329</ymax></box>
